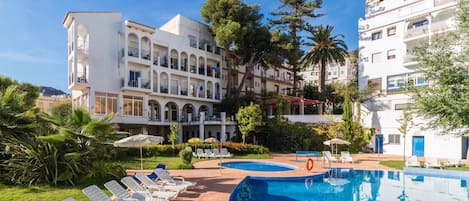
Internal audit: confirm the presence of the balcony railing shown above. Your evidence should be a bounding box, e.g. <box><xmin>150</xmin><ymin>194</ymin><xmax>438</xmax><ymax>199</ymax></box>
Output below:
<box><xmin>181</xmin><ymin>90</ymin><xmax>188</xmax><ymax>96</ymax></box>
<box><xmin>403</xmin><ymin>54</ymin><xmax>417</xmax><ymax>64</ymax></box>
<box><xmin>160</xmin><ymin>86</ymin><xmax>168</xmax><ymax>93</ymax></box>
<box><xmin>215</xmin><ymin>47</ymin><xmax>220</xmax><ymax>55</ymax></box>
<box><xmin>170</xmin><ymin>58</ymin><xmax>178</xmax><ymax>69</ymax></box>
<box><xmin>127</xmin><ymin>79</ymin><xmax>150</xmax><ymax>89</ymax></box>
<box><xmin>128</xmin><ymin>46</ymin><xmax>139</xmax><ymax>57</ymax></box>
<box><xmin>153</xmin><ymin>56</ymin><xmax>158</xmax><ymax>65</ymax></box>
<box><xmin>198</xmin><ymin>66</ymin><xmax>205</xmax><ymax>75</ymax></box>
<box><xmin>77</xmin><ymin>73</ymin><xmax>88</xmax><ymax>84</ymax></box>
<box><xmin>190</xmin><ymin>65</ymin><xmax>196</xmax><ymax>73</ymax></box>
<box><xmin>405</xmin><ymin>26</ymin><xmax>429</xmax><ymax>39</ymax></box>
<box><xmin>141</xmin><ymin>50</ymin><xmax>150</xmax><ymax>60</ymax></box>
<box><xmin>160</xmin><ymin>56</ymin><xmax>168</xmax><ymax>67</ymax></box>
<box><xmin>190</xmin><ymin>40</ymin><xmax>197</xmax><ymax>48</ymax></box>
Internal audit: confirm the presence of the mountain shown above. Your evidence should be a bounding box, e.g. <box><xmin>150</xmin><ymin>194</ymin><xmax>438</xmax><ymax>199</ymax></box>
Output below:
<box><xmin>39</xmin><ymin>86</ymin><xmax>68</xmax><ymax>97</ymax></box>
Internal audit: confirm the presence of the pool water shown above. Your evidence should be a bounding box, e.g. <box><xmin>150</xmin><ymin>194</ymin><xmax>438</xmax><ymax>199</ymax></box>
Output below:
<box><xmin>220</xmin><ymin>161</ymin><xmax>296</xmax><ymax>172</ymax></box>
<box><xmin>230</xmin><ymin>169</ymin><xmax>469</xmax><ymax>201</ymax></box>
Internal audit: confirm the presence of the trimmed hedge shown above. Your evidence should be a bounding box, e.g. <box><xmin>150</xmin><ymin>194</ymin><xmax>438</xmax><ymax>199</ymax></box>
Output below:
<box><xmin>117</xmin><ymin>142</ymin><xmax>269</xmax><ymax>158</ymax></box>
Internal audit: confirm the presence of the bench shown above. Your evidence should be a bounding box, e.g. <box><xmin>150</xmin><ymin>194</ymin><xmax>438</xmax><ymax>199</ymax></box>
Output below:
<box><xmin>295</xmin><ymin>151</ymin><xmax>319</xmax><ymax>161</ymax></box>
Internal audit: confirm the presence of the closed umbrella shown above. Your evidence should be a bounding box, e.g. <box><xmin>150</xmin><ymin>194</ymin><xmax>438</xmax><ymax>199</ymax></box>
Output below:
<box><xmin>114</xmin><ymin>134</ymin><xmax>164</xmax><ymax>170</ymax></box>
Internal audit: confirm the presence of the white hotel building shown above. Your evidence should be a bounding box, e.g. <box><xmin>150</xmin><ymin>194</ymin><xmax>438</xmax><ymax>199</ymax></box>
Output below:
<box><xmin>62</xmin><ymin>12</ymin><xmax>237</xmax><ymax>143</ymax></box>
<box><xmin>359</xmin><ymin>0</ymin><xmax>464</xmax><ymax>158</ymax></box>
<box><xmin>299</xmin><ymin>57</ymin><xmax>356</xmax><ymax>87</ymax></box>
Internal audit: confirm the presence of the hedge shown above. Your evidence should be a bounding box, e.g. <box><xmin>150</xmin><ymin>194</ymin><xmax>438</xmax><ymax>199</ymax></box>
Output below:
<box><xmin>116</xmin><ymin>142</ymin><xmax>269</xmax><ymax>158</ymax></box>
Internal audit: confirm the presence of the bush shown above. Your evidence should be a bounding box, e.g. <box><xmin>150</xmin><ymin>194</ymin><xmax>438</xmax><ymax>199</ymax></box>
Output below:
<box><xmin>177</xmin><ymin>163</ymin><xmax>194</xmax><ymax>169</ymax></box>
<box><xmin>82</xmin><ymin>161</ymin><xmax>126</xmax><ymax>185</ymax></box>
<box><xmin>256</xmin><ymin>118</ymin><xmax>327</xmax><ymax>152</ymax></box>
<box><xmin>179</xmin><ymin>148</ymin><xmax>193</xmax><ymax>165</ymax></box>
<box><xmin>115</xmin><ymin>142</ymin><xmax>269</xmax><ymax>159</ymax></box>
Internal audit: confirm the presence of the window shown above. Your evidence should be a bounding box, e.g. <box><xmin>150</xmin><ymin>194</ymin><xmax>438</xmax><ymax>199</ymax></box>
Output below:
<box><xmin>129</xmin><ymin>71</ymin><xmax>141</xmax><ymax>87</ymax></box>
<box><xmin>388</xmin><ymin>134</ymin><xmax>400</xmax><ymax>144</ymax></box>
<box><xmin>275</xmin><ymin>69</ymin><xmax>279</xmax><ymax>77</ymax></box>
<box><xmin>372</xmin><ymin>52</ymin><xmax>383</xmax><ymax>63</ymax></box>
<box><xmin>387</xmin><ymin>26</ymin><xmax>396</xmax><ymax>36</ymax></box>
<box><xmin>189</xmin><ymin>35</ymin><xmax>197</xmax><ymax>48</ymax></box>
<box><xmin>123</xmin><ymin>95</ymin><xmax>143</xmax><ymax>116</ymax></box>
<box><xmin>95</xmin><ymin>92</ymin><xmax>118</xmax><ymax>115</ymax></box>
<box><xmin>372</xmin><ymin>31</ymin><xmax>382</xmax><ymax>40</ymax></box>
<box><xmin>409</xmin><ymin>19</ymin><xmax>429</xmax><ymax>29</ymax></box>
<box><xmin>387</xmin><ymin>49</ymin><xmax>396</xmax><ymax>60</ymax></box>
<box><xmin>367</xmin><ymin>78</ymin><xmax>382</xmax><ymax>91</ymax></box>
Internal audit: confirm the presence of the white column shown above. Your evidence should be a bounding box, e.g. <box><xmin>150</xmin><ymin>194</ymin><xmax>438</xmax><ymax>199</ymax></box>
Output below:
<box><xmin>221</xmin><ymin>112</ymin><xmax>226</xmax><ymax>142</ymax></box>
<box><xmin>199</xmin><ymin>112</ymin><xmax>205</xmax><ymax>140</ymax></box>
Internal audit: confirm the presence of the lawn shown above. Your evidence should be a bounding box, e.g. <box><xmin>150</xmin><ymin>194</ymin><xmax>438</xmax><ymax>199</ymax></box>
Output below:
<box><xmin>1</xmin><ymin>154</ymin><xmax>271</xmax><ymax>201</ymax></box>
<box><xmin>380</xmin><ymin>160</ymin><xmax>469</xmax><ymax>171</ymax></box>
<box><xmin>113</xmin><ymin>154</ymin><xmax>271</xmax><ymax>170</ymax></box>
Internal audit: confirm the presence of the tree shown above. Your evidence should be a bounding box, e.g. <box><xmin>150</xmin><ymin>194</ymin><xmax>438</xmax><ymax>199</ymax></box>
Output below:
<box><xmin>301</xmin><ymin>25</ymin><xmax>348</xmax><ymax>114</ymax></box>
<box><xmin>201</xmin><ymin>0</ymin><xmax>278</xmax><ymax>97</ymax></box>
<box><xmin>342</xmin><ymin>85</ymin><xmax>353</xmax><ymax>141</ymax></box>
<box><xmin>398</xmin><ymin>108</ymin><xmax>413</xmax><ymax>161</ymax></box>
<box><xmin>412</xmin><ymin>0</ymin><xmax>469</xmax><ymax>135</ymax></box>
<box><xmin>237</xmin><ymin>103</ymin><xmax>263</xmax><ymax>144</ymax></box>
<box><xmin>169</xmin><ymin>123</ymin><xmax>178</xmax><ymax>149</ymax></box>
<box><xmin>271</xmin><ymin>0</ymin><xmax>323</xmax><ymax>96</ymax></box>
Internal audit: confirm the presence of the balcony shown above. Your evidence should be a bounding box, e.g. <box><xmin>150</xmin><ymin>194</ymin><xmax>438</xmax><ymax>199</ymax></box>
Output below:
<box><xmin>153</xmin><ymin>56</ymin><xmax>158</xmax><ymax>66</ymax></box>
<box><xmin>141</xmin><ymin>50</ymin><xmax>150</xmax><ymax>60</ymax></box>
<box><xmin>181</xmin><ymin>90</ymin><xmax>188</xmax><ymax>96</ymax></box>
<box><xmin>431</xmin><ymin>20</ymin><xmax>455</xmax><ymax>33</ymax></box>
<box><xmin>160</xmin><ymin>56</ymin><xmax>168</xmax><ymax>68</ymax></box>
<box><xmin>198</xmin><ymin>66</ymin><xmax>205</xmax><ymax>75</ymax></box>
<box><xmin>160</xmin><ymin>86</ymin><xmax>168</xmax><ymax>94</ymax></box>
<box><xmin>434</xmin><ymin>0</ymin><xmax>456</xmax><ymax>7</ymax></box>
<box><xmin>128</xmin><ymin>46</ymin><xmax>139</xmax><ymax>58</ymax></box>
<box><xmin>405</xmin><ymin>26</ymin><xmax>429</xmax><ymax>40</ymax></box>
<box><xmin>214</xmin><ymin>47</ymin><xmax>220</xmax><ymax>55</ymax></box>
<box><xmin>69</xmin><ymin>72</ymin><xmax>89</xmax><ymax>90</ymax></box>
<box><xmin>170</xmin><ymin>58</ymin><xmax>178</xmax><ymax>70</ymax></box>
<box><xmin>121</xmin><ymin>78</ymin><xmax>151</xmax><ymax>92</ymax></box>
<box><xmin>403</xmin><ymin>54</ymin><xmax>418</xmax><ymax>67</ymax></box>
<box><xmin>190</xmin><ymin>65</ymin><xmax>196</xmax><ymax>74</ymax></box>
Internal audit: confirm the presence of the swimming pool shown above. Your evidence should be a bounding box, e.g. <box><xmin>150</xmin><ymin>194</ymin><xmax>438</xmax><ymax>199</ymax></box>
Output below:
<box><xmin>230</xmin><ymin>168</ymin><xmax>469</xmax><ymax>201</ymax></box>
<box><xmin>220</xmin><ymin>161</ymin><xmax>297</xmax><ymax>172</ymax></box>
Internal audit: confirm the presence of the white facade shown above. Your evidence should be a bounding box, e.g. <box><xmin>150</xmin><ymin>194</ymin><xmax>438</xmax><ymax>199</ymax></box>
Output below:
<box><xmin>63</xmin><ymin>12</ymin><xmax>236</xmax><ymax>143</ymax></box>
<box><xmin>300</xmin><ymin>58</ymin><xmax>356</xmax><ymax>87</ymax></box>
<box><xmin>358</xmin><ymin>0</ymin><xmax>464</xmax><ymax>158</ymax></box>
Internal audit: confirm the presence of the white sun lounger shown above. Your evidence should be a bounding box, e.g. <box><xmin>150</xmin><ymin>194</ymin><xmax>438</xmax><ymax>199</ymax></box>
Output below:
<box><xmin>196</xmin><ymin>148</ymin><xmax>206</xmax><ymax>159</ymax></box>
<box><xmin>204</xmin><ymin>149</ymin><xmax>215</xmax><ymax>158</ymax></box>
<box><xmin>154</xmin><ymin>168</ymin><xmax>197</xmax><ymax>188</ymax></box>
<box><xmin>444</xmin><ymin>158</ymin><xmax>461</xmax><ymax>167</ymax></box>
<box><xmin>105</xmin><ymin>180</ymin><xmax>155</xmax><ymax>201</ymax></box>
<box><xmin>323</xmin><ymin>151</ymin><xmax>338</xmax><ymax>163</ymax></box>
<box><xmin>405</xmin><ymin>156</ymin><xmax>421</xmax><ymax>167</ymax></box>
<box><xmin>82</xmin><ymin>185</ymin><xmax>137</xmax><ymax>201</ymax></box>
<box><xmin>340</xmin><ymin>151</ymin><xmax>354</xmax><ymax>163</ymax></box>
<box><xmin>62</xmin><ymin>198</ymin><xmax>77</xmax><ymax>201</ymax></box>
<box><xmin>220</xmin><ymin>148</ymin><xmax>232</xmax><ymax>157</ymax></box>
<box><xmin>425</xmin><ymin>157</ymin><xmax>442</xmax><ymax>169</ymax></box>
<box><xmin>135</xmin><ymin>173</ymin><xmax>186</xmax><ymax>193</ymax></box>
<box><xmin>121</xmin><ymin>176</ymin><xmax>177</xmax><ymax>201</ymax></box>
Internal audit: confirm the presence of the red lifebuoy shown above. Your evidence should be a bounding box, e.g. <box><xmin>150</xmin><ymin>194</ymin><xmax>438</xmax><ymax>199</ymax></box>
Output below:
<box><xmin>306</xmin><ymin>158</ymin><xmax>314</xmax><ymax>171</ymax></box>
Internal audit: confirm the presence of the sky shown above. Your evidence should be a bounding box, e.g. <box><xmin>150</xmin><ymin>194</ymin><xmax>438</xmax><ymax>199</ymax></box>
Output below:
<box><xmin>0</xmin><ymin>0</ymin><xmax>364</xmax><ymax>93</ymax></box>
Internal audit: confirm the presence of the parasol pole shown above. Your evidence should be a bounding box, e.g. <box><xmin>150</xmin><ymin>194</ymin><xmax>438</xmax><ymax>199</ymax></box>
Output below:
<box><xmin>140</xmin><ymin>146</ymin><xmax>143</xmax><ymax>170</ymax></box>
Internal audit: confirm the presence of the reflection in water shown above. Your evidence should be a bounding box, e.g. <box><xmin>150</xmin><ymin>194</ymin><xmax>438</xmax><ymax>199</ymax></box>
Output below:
<box><xmin>229</xmin><ymin>169</ymin><xmax>469</xmax><ymax>201</ymax></box>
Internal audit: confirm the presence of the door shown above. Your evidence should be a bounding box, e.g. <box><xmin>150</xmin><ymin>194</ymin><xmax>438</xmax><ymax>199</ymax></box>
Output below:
<box><xmin>375</xmin><ymin>135</ymin><xmax>384</xmax><ymax>153</ymax></box>
<box><xmin>412</xmin><ymin>136</ymin><xmax>425</xmax><ymax>156</ymax></box>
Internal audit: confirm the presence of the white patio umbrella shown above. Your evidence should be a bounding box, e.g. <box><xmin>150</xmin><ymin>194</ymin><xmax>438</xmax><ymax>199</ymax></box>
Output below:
<box><xmin>323</xmin><ymin>138</ymin><xmax>351</xmax><ymax>155</ymax></box>
<box><xmin>114</xmin><ymin>134</ymin><xmax>164</xmax><ymax>170</ymax></box>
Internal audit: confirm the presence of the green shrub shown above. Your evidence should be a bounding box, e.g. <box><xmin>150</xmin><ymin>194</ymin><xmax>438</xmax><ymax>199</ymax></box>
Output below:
<box><xmin>82</xmin><ymin>161</ymin><xmax>126</xmax><ymax>185</ymax></box>
<box><xmin>179</xmin><ymin>148</ymin><xmax>193</xmax><ymax>165</ymax></box>
<box><xmin>116</xmin><ymin>143</ymin><xmax>269</xmax><ymax>159</ymax></box>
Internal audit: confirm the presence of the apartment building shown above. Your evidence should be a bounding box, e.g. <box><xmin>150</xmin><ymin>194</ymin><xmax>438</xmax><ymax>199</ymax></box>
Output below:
<box><xmin>359</xmin><ymin>0</ymin><xmax>462</xmax><ymax>158</ymax></box>
<box><xmin>63</xmin><ymin>12</ymin><xmax>236</xmax><ymax>143</ymax></box>
<box><xmin>36</xmin><ymin>94</ymin><xmax>70</xmax><ymax>114</ymax></box>
<box><xmin>300</xmin><ymin>57</ymin><xmax>356</xmax><ymax>88</ymax></box>
<box><xmin>222</xmin><ymin>63</ymin><xmax>294</xmax><ymax>97</ymax></box>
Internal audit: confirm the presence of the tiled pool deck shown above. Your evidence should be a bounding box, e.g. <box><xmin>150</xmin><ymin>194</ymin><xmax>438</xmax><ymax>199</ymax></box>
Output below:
<box><xmin>128</xmin><ymin>153</ymin><xmax>412</xmax><ymax>201</ymax></box>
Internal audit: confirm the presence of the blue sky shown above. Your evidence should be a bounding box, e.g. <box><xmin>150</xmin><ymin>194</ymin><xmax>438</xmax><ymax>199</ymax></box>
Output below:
<box><xmin>0</xmin><ymin>0</ymin><xmax>364</xmax><ymax>92</ymax></box>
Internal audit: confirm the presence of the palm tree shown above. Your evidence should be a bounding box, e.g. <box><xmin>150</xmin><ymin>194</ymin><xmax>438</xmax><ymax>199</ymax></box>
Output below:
<box><xmin>301</xmin><ymin>25</ymin><xmax>348</xmax><ymax>114</ymax></box>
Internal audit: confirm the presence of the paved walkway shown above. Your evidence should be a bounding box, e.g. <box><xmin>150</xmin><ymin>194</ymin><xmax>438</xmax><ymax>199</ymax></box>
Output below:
<box><xmin>128</xmin><ymin>153</ymin><xmax>403</xmax><ymax>201</ymax></box>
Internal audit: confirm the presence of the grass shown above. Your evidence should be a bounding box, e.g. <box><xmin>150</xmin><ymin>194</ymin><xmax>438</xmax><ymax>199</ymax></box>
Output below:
<box><xmin>0</xmin><ymin>183</ymin><xmax>89</xmax><ymax>201</ymax></box>
<box><xmin>380</xmin><ymin>160</ymin><xmax>469</xmax><ymax>171</ymax></box>
<box><xmin>113</xmin><ymin>154</ymin><xmax>272</xmax><ymax>170</ymax></box>
<box><xmin>1</xmin><ymin>153</ymin><xmax>271</xmax><ymax>201</ymax></box>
